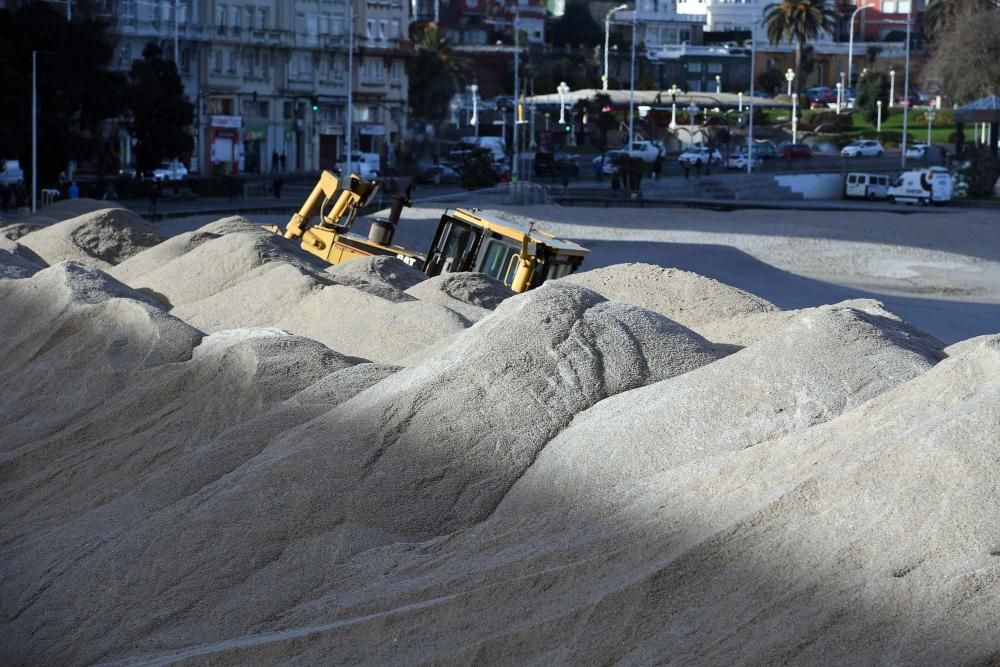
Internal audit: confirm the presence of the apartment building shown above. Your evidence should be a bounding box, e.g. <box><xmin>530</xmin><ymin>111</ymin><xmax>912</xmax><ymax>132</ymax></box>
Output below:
<box><xmin>69</xmin><ymin>0</ymin><xmax>407</xmax><ymax>175</ymax></box>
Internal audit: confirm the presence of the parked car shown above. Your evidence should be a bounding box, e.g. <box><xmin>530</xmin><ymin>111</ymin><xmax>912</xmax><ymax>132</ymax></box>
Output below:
<box><xmin>417</xmin><ymin>163</ymin><xmax>461</xmax><ymax>185</ymax></box>
<box><xmin>678</xmin><ymin>146</ymin><xmax>723</xmax><ymax>166</ymax></box>
<box><xmin>905</xmin><ymin>143</ymin><xmax>931</xmax><ymax>159</ymax></box>
<box><xmin>778</xmin><ymin>143</ymin><xmax>813</xmax><ymax>159</ymax></box>
<box><xmin>623</xmin><ymin>140</ymin><xmax>667</xmax><ymax>164</ymax></box>
<box><xmin>151</xmin><ymin>160</ymin><xmax>188</xmax><ymax>181</ymax></box>
<box><xmin>841</xmin><ymin>140</ymin><xmax>885</xmax><ymax>158</ymax></box>
<box><xmin>534</xmin><ymin>151</ymin><xmax>581</xmax><ymax>177</ymax></box>
<box><xmin>726</xmin><ymin>147</ymin><xmax>764</xmax><ymax>170</ymax></box>
<box><xmin>592</xmin><ymin>150</ymin><xmax>627</xmax><ymax>175</ymax></box>
<box><xmin>753</xmin><ymin>140</ymin><xmax>778</xmax><ymax>159</ymax></box>
<box><xmin>336</xmin><ymin>152</ymin><xmax>380</xmax><ymax>180</ymax></box>
<box><xmin>845</xmin><ymin>172</ymin><xmax>891</xmax><ymax>199</ymax></box>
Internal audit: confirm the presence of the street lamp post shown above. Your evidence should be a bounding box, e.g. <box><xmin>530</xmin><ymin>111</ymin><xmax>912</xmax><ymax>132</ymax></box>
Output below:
<box><xmin>847</xmin><ymin>5</ymin><xmax>871</xmax><ymax>87</ymax></box>
<box><xmin>927</xmin><ymin>107</ymin><xmax>936</xmax><ymax>146</ymax></box>
<box><xmin>668</xmin><ymin>84</ymin><xmax>680</xmax><ymax>131</ymax></box>
<box><xmin>785</xmin><ymin>69</ymin><xmax>797</xmax><ymax>143</ymax></box>
<box><xmin>738</xmin><ymin>91</ymin><xmax>743</xmax><ymax>113</ymax></box>
<box><xmin>840</xmin><ymin>71</ymin><xmax>846</xmax><ymax>111</ymax></box>
<box><xmin>470</xmin><ymin>84</ymin><xmax>479</xmax><ymax>136</ymax></box>
<box><xmin>346</xmin><ymin>1</ymin><xmax>354</xmax><ymax>178</ymax></box>
<box><xmin>32</xmin><ymin>50</ymin><xmax>37</xmax><ymax>212</ymax></box>
<box><xmin>687</xmin><ymin>102</ymin><xmax>699</xmax><ymax>146</ymax></box>
<box><xmin>627</xmin><ymin>6</ymin><xmax>638</xmax><ymax>149</ymax></box>
<box><xmin>876</xmin><ymin>99</ymin><xmax>883</xmax><ymax>132</ymax></box>
<box><xmin>715</xmin><ymin>74</ymin><xmax>721</xmax><ymax>94</ymax></box>
<box><xmin>889</xmin><ymin>68</ymin><xmax>896</xmax><ymax>108</ymax></box>
<box><xmin>901</xmin><ymin>1</ymin><xmax>912</xmax><ymax>169</ymax></box>
<box><xmin>557</xmin><ymin>81</ymin><xmax>569</xmax><ymax>125</ymax></box>
<box><xmin>836</xmin><ymin>81</ymin><xmax>843</xmax><ymax>115</ymax></box>
<box><xmin>602</xmin><ymin>4</ymin><xmax>628</xmax><ymax>91</ymax></box>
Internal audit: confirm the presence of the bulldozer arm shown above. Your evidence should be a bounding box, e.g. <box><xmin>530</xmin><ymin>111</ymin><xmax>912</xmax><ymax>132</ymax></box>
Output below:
<box><xmin>263</xmin><ymin>171</ymin><xmax>380</xmax><ymax>240</ymax></box>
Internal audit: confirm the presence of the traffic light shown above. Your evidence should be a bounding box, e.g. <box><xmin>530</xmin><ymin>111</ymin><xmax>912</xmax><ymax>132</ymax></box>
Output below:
<box><xmin>563</xmin><ymin>124</ymin><xmax>572</xmax><ymax>133</ymax></box>
<box><xmin>310</xmin><ymin>97</ymin><xmax>319</xmax><ymax>112</ymax></box>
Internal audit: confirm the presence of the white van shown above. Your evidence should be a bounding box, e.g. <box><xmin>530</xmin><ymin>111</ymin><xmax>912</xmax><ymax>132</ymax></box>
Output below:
<box><xmin>337</xmin><ymin>152</ymin><xmax>380</xmax><ymax>180</ymax></box>
<box><xmin>887</xmin><ymin>167</ymin><xmax>953</xmax><ymax>205</ymax></box>
<box><xmin>0</xmin><ymin>159</ymin><xmax>24</xmax><ymax>185</ymax></box>
<box><xmin>845</xmin><ymin>172</ymin><xmax>890</xmax><ymax>199</ymax></box>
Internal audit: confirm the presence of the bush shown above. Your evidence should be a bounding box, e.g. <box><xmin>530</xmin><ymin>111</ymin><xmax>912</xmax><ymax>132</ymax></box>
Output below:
<box><xmin>460</xmin><ymin>148</ymin><xmax>499</xmax><ymax>190</ymax></box>
<box><xmin>800</xmin><ymin>110</ymin><xmax>854</xmax><ymax>133</ymax></box>
<box><xmin>856</xmin><ymin>72</ymin><xmax>891</xmax><ymax>125</ymax></box>
<box><xmin>957</xmin><ymin>145</ymin><xmax>1000</xmax><ymax>198</ymax></box>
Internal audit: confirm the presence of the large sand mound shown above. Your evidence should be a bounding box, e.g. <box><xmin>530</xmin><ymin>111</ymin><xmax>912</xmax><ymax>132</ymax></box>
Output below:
<box><xmin>2</xmin><ymin>209</ymin><xmax>998</xmax><ymax>666</ymax></box>
<box><xmin>562</xmin><ymin>262</ymin><xmax>778</xmax><ymax>337</ymax></box>
<box><xmin>17</xmin><ymin>208</ymin><xmax>162</xmax><ymax>269</ymax></box>
<box><xmin>325</xmin><ymin>255</ymin><xmax>427</xmax><ymax>291</ymax></box>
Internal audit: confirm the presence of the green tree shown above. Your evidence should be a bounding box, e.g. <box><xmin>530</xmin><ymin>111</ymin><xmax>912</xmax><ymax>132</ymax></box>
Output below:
<box><xmin>855</xmin><ymin>71</ymin><xmax>891</xmax><ymax>125</ymax></box>
<box><xmin>757</xmin><ymin>68</ymin><xmax>784</xmax><ymax>95</ymax></box>
<box><xmin>0</xmin><ymin>3</ymin><xmax>125</xmax><ymax>186</ymax></box>
<box><xmin>126</xmin><ymin>43</ymin><xmax>194</xmax><ymax>172</ymax></box>
<box><xmin>408</xmin><ymin>24</ymin><xmax>468</xmax><ymax>123</ymax></box>
<box><xmin>763</xmin><ymin>0</ymin><xmax>838</xmax><ymax>95</ymax></box>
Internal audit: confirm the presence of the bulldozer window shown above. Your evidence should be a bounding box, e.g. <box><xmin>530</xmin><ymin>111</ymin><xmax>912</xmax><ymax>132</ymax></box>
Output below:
<box><xmin>428</xmin><ymin>219</ymin><xmax>480</xmax><ymax>275</ymax></box>
<box><xmin>479</xmin><ymin>240</ymin><xmax>519</xmax><ymax>283</ymax></box>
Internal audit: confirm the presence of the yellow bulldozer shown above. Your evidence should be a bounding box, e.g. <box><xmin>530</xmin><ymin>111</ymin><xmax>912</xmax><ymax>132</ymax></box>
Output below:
<box><xmin>263</xmin><ymin>170</ymin><xmax>588</xmax><ymax>293</ymax></box>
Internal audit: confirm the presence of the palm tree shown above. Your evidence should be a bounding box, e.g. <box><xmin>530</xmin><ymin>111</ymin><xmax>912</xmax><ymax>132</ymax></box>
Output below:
<box><xmin>763</xmin><ymin>0</ymin><xmax>839</xmax><ymax>95</ymax></box>
<box><xmin>408</xmin><ymin>24</ymin><xmax>470</xmax><ymax>122</ymax></box>
<box><xmin>924</xmin><ymin>0</ymin><xmax>1000</xmax><ymax>36</ymax></box>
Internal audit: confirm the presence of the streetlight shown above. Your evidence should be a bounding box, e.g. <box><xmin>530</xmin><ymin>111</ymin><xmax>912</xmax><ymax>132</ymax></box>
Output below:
<box><xmin>847</xmin><ymin>5</ymin><xmax>871</xmax><ymax>86</ymax></box>
<box><xmin>889</xmin><ymin>68</ymin><xmax>896</xmax><ymax>108</ymax></box>
<box><xmin>900</xmin><ymin>0</ymin><xmax>912</xmax><ymax>169</ymax></box>
<box><xmin>627</xmin><ymin>6</ymin><xmax>638</xmax><ymax>148</ymax></box>
<box><xmin>469</xmin><ymin>84</ymin><xmax>479</xmax><ymax>136</ymax></box>
<box><xmin>668</xmin><ymin>84</ymin><xmax>680</xmax><ymax>131</ymax></box>
<box><xmin>836</xmin><ymin>81</ymin><xmax>843</xmax><ymax>115</ymax></box>
<box><xmin>876</xmin><ymin>99</ymin><xmax>883</xmax><ymax>132</ymax></box>
<box><xmin>687</xmin><ymin>102</ymin><xmax>699</xmax><ymax>146</ymax></box>
<box><xmin>785</xmin><ymin>69</ymin><xmax>797</xmax><ymax>143</ymax></box>
<box><xmin>715</xmin><ymin>74</ymin><xmax>722</xmax><ymax>94</ymax></box>
<box><xmin>602</xmin><ymin>4</ymin><xmax>628</xmax><ymax>91</ymax></box>
<box><xmin>557</xmin><ymin>81</ymin><xmax>569</xmax><ymax>124</ymax></box>
<box><xmin>738</xmin><ymin>91</ymin><xmax>743</xmax><ymax>113</ymax></box>
<box><xmin>927</xmin><ymin>107</ymin><xmax>936</xmax><ymax>146</ymax></box>
<box><xmin>839</xmin><ymin>71</ymin><xmax>846</xmax><ymax>110</ymax></box>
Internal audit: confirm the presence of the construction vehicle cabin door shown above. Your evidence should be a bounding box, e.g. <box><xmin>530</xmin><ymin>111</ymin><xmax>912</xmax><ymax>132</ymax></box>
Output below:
<box><xmin>425</xmin><ymin>217</ymin><xmax>482</xmax><ymax>277</ymax></box>
<box><xmin>478</xmin><ymin>239</ymin><xmax>522</xmax><ymax>287</ymax></box>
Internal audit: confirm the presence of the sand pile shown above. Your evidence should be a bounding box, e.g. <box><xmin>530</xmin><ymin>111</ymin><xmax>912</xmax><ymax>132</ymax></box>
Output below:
<box><xmin>404</xmin><ymin>271</ymin><xmax>514</xmax><ymax>319</ymax></box>
<box><xmin>2</xmin><ymin>208</ymin><xmax>999</xmax><ymax>665</ymax></box>
<box><xmin>562</xmin><ymin>263</ymin><xmax>777</xmax><ymax>339</ymax></box>
<box><xmin>325</xmin><ymin>254</ymin><xmax>427</xmax><ymax>291</ymax></box>
<box><xmin>16</xmin><ymin>207</ymin><xmax>162</xmax><ymax>270</ymax></box>
<box><xmin>0</xmin><ymin>238</ymin><xmax>43</xmax><ymax>278</ymax></box>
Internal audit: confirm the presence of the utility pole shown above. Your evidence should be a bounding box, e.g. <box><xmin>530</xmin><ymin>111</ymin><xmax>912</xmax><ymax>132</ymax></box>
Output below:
<box><xmin>346</xmin><ymin>1</ymin><xmax>354</xmax><ymax>176</ymax></box>
<box><xmin>174</xmin><ymin>0</ymin><xmax>180</xmax><ymax>62</ymax></box>
<box><xmin>32</xmin><ymin>50</ymin><xmax>37</xmax><ymax>213</ymax></box>
<box><xmin>900</xmin><ymin>2</ymin><xmax>912</xmax><ymax>169</ymax></box>
<box><xmin>627</xmin><ymin>6</ymin><xmax>637</xmax><ymax>148</ymax></box>
<box><xmin>747</xmin><ymin>25</ymin><xmax>756</xmax><ymax>174</ymax></box>
<box><xmin>513</xmin><ymin>8</ymin><xmax>520</xmax><ymax>181</ymax></box>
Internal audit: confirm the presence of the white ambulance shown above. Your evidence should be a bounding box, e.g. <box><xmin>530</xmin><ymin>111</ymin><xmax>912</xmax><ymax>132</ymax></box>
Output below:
<box><xmin>887</xmin><ymin>167</ymin><xmax>953</xmax><ymax>205</ymax></box>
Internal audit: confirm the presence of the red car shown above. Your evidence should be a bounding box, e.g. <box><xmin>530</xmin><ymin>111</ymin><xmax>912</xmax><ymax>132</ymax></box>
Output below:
<box><xmin>778</xmin><ymin>143</ymin><xmax>813</xmax><ymax>158</ymax></box>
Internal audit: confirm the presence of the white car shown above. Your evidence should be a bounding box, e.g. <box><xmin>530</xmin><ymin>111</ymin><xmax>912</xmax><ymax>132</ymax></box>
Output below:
<box><xmin>905</xmin><ymin>143</ymin><xmax>931</xmax><ymax>159</ymax></box>
<box><xmin>678</xmin><ymin>146</ymin><xmax>723</xmax><ymax>166</ymax></box>
<box><xmin>726</xmin><ymin>147</ymin><xmax>764</xmax><ymax>170</ymax></box>
<box><xmin>841</xmin><ymin>140</ymin><xmax>885</xmax><ymax>158</ymax></box>
<box><xmin>623</xmin><ymin>140</ymin><xmax>667</xmax><ymax>164</ymax></box>
<box><xmin>337</xmin><ymin>152</ymin><xmax>380</xmax><ymax>180</ymax></box>
<box><xmin>152</xmin><ymin>160</ymin><xmax>188</xmax><ymax>181</ymax></box>
<box><xmin>592</xmin><ymin>150</ymin><xmax>627</xmax><ymax>175</ymax></box>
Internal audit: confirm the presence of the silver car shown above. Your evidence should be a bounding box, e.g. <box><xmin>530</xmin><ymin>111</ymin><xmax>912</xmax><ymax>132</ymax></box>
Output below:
<box><xmin>841</xmin><ymin>140</ymin><xmax>885</xmax><ymax>158</ymax></box>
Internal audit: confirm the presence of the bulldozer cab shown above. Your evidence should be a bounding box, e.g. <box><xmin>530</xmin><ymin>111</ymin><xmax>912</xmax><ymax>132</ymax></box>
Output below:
<box><xmin>424</xmin><ymin>209</ymin><xmax>588</xmax><ymax>292</ymax></box>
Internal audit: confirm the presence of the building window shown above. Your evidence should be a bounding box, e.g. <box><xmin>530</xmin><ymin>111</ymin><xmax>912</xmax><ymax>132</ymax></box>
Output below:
<box><xmin>379</xmin><ymin>19</ymin><xmax>387</xmax><ymax>40</ymax></box>
<box><xmin>262</xmin><ymin>52</ymin><xmax>271</xmax><ymax>77</ymax></box>
<box><xmin>259</xmin><ymin>7</ymin><xmax>269</xmax><ymax>30</ymax></box>
<box><xmin>366</xmin><ymin>19</ymin><xmax>375</xmax><ymax>39</ymax></box>
<box><xmin>687</xmin><ymin>62</ymin><xmax>702</xmax><ymax>72</ymax></box>
<box><xmin>216</xmin><ymin>3</ymin><xmax>226</xmax><ymax>31</ymax></box>
<box><xmin>390</xmin><ymin>61</ymin><xmax>401</xmax><ymax>81</ymax></box>
<box><xmin>227</xmin><ymin>50</ymin><xmax>236</xmax><ymax>73</ymax></box>
<box><xmin>707</xmin><ymin>62</ymin><xmax>722</xmax><ymax>73</ymax></box>
<box><xmin>213</xmin><ymin>49</ymin><xmax>222</xmax><ymax>72</ymax></box>
<box><xmin>230</xmin><ymin>5</ymin><xmax>241</xmax><ymax>31</ymax></box>
<box><xmin>390</xmin><ymin>19</ymin><xmax>400</xmax><ymax>38</ymax></box>
<box><xmin>245</xmin><ymin>6</ymin><xmax>255</xmax><ymax>30</ymax></box>
<box><xmin>180</xmin><ymin>47</ymin><xmax>191</xmax><ymax>74</ymax></box>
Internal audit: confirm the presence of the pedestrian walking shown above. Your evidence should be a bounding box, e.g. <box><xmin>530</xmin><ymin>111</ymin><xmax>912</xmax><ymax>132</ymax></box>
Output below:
<box><xmin>147</xmin><ymin>181</ymin><xmax>159</xmax><ymax>215</ymax></box>
<box><xmin>68</xmin><ymin>181</ymin><xmax>80</xmax><ymax>199</ymax></box>
<box><xmin>652</xmin><ymin>156</ymin><xmax>663</xmax><ymax>180</ymax></box>
<box><xmin>272</xmin><ymin>174</ymin><xmax>284</xmax><ymax>199</ymax></box>
<box><xmin>682</xmin><ymin>160</ymin><xmax>691</xmax><ymax>180</ymax></box>
<box><xmin>271</xmin><ymin>150</ymin><xmax>280</xmax><ymax>173</ymax></box>
<box><xmin>279</xmin><ymin>153</ymin><xmax>287</xmax><ymax>172</ymax></box>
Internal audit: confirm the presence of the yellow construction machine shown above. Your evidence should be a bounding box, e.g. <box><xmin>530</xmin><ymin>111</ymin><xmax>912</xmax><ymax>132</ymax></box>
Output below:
<box><xmin>265</xmin><ymin>170</ymin><xmax>589</xmax><ymax>292</ymax></box>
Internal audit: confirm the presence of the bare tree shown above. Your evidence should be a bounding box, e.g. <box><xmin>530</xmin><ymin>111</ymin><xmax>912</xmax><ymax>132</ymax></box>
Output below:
<box><xmin>924</xmin><ymin>11</ymin><xmax>1000</xmax><ymax>103</ymax></box>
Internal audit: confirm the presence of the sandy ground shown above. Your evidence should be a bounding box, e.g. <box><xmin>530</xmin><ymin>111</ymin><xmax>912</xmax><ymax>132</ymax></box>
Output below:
<box><xmin>163</xmin><ymin>204</ymin><xmax>1000</xmax><ymax>344</ymax></box>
